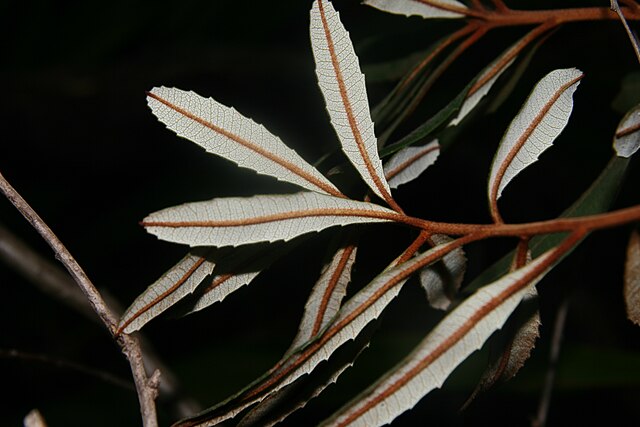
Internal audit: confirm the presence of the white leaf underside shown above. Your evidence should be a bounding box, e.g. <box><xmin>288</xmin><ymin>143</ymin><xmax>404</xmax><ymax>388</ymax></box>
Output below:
<box><xmin>449</xmin><ymin>39</ymin><xmax>520</xmax><ymax>126</ymax></box>
<box><xmin>419</xmin><ymin>234</ymin><xmax>466</xmax><ymax>310</ymax></box>
<box><xmin>261</xmin><ymin>241</ymin><xmax>460</xmax><ymax>405</ymax></box>
<box><xmin>118</xmin><ymin>250</ymin><xmax>216</xmax><ymax>334</ymax></box>
<box><xmin>384</xmin><ymin>140</ymin><xmax>439</xmax><ymax>189</ymax></box>
<box><xmin>614</xmin><ymin>103</ymin><xmax>640</xmax><ymax>158</ymax></box>
<box><xmin>624</xmin><ymin>230</ymin><xmax>640</xmax><ymax>325</ymax></box>
<box><xmin>311</xmin><ymin>0</ymin><xmax>394</xmax><ymax>204</ymax></box>
<box><xmin>189</xmin><ymin>270</ymin><xmax>262</xmax><ymax>315</ymax></box>
<box><xmin>288</xmin><ymin>244</ymin><xmax>358</xmax><ymax>352</ymax></box>
<box><xmin>364</xmin><ymin>0</ymin><xmax>468</xmax><ymax>19</ymax></box>
<box><xmin>147</xmin><ymin>87</ymin><xmax>341</xmax><ymax>197</ymax></box>
<box><xmin>190</xmin><ymin>241</ymin><xmax>457</xmax><ymax>427</ymax></box>
<box><xmin>143</xmin><ymin>192</ymin><xmax>399</xmax><ymax>247</ymax></box>
<box><xmin>323</xmin><ymin>248</ymin><xmax>557</xmax><ymax>427</ymax></box>
<box><xmin>489</xmin><ymin>68</ymin><xmax>583</xmax><ymax>201</ymax></box>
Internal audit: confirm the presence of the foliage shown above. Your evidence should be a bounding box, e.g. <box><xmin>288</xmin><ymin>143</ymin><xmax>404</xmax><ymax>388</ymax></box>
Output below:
<box><xmin>2</xmin><ymin>1</ymin><xmax>640</xmax><ymax>426</ymax></box>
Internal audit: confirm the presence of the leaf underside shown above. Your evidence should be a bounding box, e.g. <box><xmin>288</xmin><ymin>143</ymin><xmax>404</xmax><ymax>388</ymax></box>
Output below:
<box><xmin>142</xmin><ymin>192</ymin><xmax>399</xmax><ymax>247</ymax></box>
<box><xmin>311</xmin><ymin>0</ymin><xmax>395</xmax><ymax>206</ymax></box>
<box><xmin>488</xmin><ymin>68</ymin><xmax>583</xmax><ymax>203</ymax></box>
<box><xmin>322</xmin><ymin>247</ymin><xmax>559</xmax><ymax>427</ymax></box>
<box><xmin>118</xmin><ymin>249</ymin><xmax>215</xmax><ymax>334</ymax></box>
<box><xmin>364</xmin><ymin>0</ymin><xmax>468</xmax><ymax>19</ymax></box>
<box><xmin>614</xmin><ymin>103</ymin><xmax>640</xmax><ymax>158</ymax></box>
<box><xmin>624</xmin><ymin>230</ymin><xmax>640</xmax><ymax>325</ymax></box>
<box><xmin>147</xmin><ymin>87</ymin><xmax>341</xmax><ymax>197</ymax></box>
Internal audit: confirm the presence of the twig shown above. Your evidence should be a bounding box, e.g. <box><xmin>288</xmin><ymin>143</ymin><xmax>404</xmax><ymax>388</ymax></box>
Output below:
<box><xmin>531</xmin><ymin>298</ymin><xmax>570</xmax><ymax>427</ymax></box>
<box><xmin>0</xmin><ymin>221</ymin><xmax>201</xmax><ymax>418</ymax></box>
<box><xmin>0</xmin><ymin>348</ymin><xmax>135</xmax><ymax>391</ymax></box>
<box><xmin>0</xmin><ymin>171</ymin><xmax>159</xmax><ymax>427</ymax></box>
<box><xmin>611</xmin><ymin>0</ymin><xmax>640</xmax><ymax>64</ymax></box>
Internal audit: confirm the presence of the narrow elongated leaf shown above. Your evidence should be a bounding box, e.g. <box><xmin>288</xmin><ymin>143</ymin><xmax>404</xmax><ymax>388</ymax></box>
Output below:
<box><xmin>364</xmin><ymin>0</ymin><xmax>468</xmax><ymax>19</ymax></box>
<box><xmin>614</xmin><ymin>103</ymin><xmax>640</xmax><ymax>158</ymax></box>
<box><xmin>322</xmin><ymin>247</ymin><xmax>561</xmax><ymax>427</ymax></box>
<box><xmin>238</xmin><ymin>326</ymin><xmax>374</xmax><ymax>427</ymax></box>
<box><xmin>466</xmin><ymin>286</ymin><xmax>540</xmax><ymax>406</ymax></box>
<box><xmin>147</xmin><ymin>87</ymin><xmax>342</xmax><ymax>197</ymax></box>
<box><xmin>449</xmin><ymin>33</ymin><xmax>528</xmax><ymax>127</ymax></box>
<box><xmin>419</xmin><ymin>234</ymin><xmax>466</xmax><ymax>310</ymax></box>
<box><xmin>117</xmin><ymin>249</ymin><xmax>215</xmax><ymax>334</ymax></box>
<box><xmin>178</xmin><ymin>244</ymin><xmax>277</xmax><ymax>315</ymax></box>
<box><xmin>383</xmin><ymin>140</ymin><xmax>439</xmax><ymax>189</ymax></box>
<box><xmin>288</xmin><ymin>243</ymin><xmax>358</xmax><ymax>352</ymax></box>
<box><xmin>173</xmin><ymin>240</ymin><xmax>460</xmax><ymax>427</ymax></box>
<box><xmin>190</xmin><ymin>271</ymin><xmax>261</xmax><ymax>315</ymax></box>
<box><xmin>624</xmin><ymin>229</ymin><xmax>640</xmax><ymax>325</ymax></box>
<box><xmin>142</xmin><ymin>192</ymin><xmax>400</xmax><ymax>247</ymax></box>
<box><xmin>311</xmin><ymin>0</ymin><xmax>396</xmax><ymax>208</ymax></box>
<box><xmin>379</xmin><ymin>81</ymin><xmax>471</xmax><ymax>158</ymax></box>
<box><xmin>488</xmin><ymin>68</ymin><xmax>583</xmax><ymax>217</ymax></box>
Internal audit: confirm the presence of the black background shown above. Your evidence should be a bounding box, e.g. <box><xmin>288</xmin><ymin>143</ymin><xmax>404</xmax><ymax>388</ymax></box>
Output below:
<box><xmin>2</xmin><ymin>0</ymin><xmax>640</xmax><ymax>426</ymax></box>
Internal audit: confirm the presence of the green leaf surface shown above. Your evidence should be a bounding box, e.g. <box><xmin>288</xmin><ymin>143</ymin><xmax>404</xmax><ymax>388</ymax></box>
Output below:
<box><xmin>379</xmin><ymin>82</ymin><xmax>471</xmax><ymax>158</ymax></box>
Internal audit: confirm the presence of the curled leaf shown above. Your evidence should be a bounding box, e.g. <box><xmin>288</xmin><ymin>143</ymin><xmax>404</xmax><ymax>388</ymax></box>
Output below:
<box><xmin>383</xmin><ymin>140</ymin><xmax>440</xmax><ymax>189</ymax></box>
<box><xmin>311</xmin><ymin>0</ymin><xmax>397</xmax><ymax>209</ymax></box>
<box><xmin>488</xmin><ymin>68</ymin><xmax>583</xmax><ymax>221</ymax></box>
<box><xmin>624</xmin><ymin>229</ymin><xmax>640</xmax><ymax>325</ymax></box>
<box><xmin>614</xmin><ymin>103</ymin><xmax>640</xmax><ymax>158</ymax></box>
<box><xmin>419</xmin><ymin>234</ymin><xmax>466</xmax><ymax>310</ymax></box>
<box><xmin>147</xmin><ymin>87</ymin><xmax>342</xmax><ymax>197</ymax></box>
<box><xmin>118</xmin><ymin>249</ymin><xmax>215</xmax><ymax>334</ymax></box>
<box><xmin>142</xmin><ymin>192</ymin><xmax>400</xmax><ymax>247</ymax></box>
<box><xmin>364</xmin><ymin>0</ymin><xmax>468</xmax><ymax>19</ymax></box>
<box><xmin>322</xmin><ymin>246</ymin><xmax>562</xmax><ymax>427</ymax></box>
<box><xmin>466</xmin><ymin>286</ymin><xmax>540</xmax><ymax>407</ymax></box>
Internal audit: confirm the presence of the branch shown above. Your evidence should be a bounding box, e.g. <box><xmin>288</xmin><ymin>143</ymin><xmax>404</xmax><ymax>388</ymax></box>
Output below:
<box><xmin>611</xmin><ymin>0</ymin><xmax>640</xmax><ymax>64</ymax></box>
<box><xmin>0</xmin><ymin>171</ymin><xmax>159</xmax><ymax>427</ymax></box>
<box><xmin>0</xmin><ymin>221</ymin><xmax>201</xmax><ymax>418</ymax></box>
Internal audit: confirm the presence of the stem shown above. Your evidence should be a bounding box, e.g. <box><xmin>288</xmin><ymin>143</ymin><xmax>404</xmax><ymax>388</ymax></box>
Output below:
<box><xmin>0</xmin><ymin>171</ymin><xmax>159</xmax><ymax>427</ymax></box>
<box><xmin>395</xmin><ymin>204</ymin><xmax>640</xmax><ymax>237</ymax></box>
<box><xmin>531</xmin><ymin>298</ymin><xmax>570</xmax><ymax>427</ymax></box>
<box><xmin>610</xmin><ymin>0</ymin><xmax>640</xmax><ymax>64</ymax></box>
<box><xmin>474</xmin><ymin>6</ymin><xmax>640</xmax><ymax>27</ymax></box>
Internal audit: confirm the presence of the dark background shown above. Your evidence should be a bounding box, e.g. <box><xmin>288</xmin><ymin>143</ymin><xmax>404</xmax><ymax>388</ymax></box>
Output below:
<box><xmin>2</xmin><ymin>0</ymin><xmax>640</xmax><ymax>426</ymax></box>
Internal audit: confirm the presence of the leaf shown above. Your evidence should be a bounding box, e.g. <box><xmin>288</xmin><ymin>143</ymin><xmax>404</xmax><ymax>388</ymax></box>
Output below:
<box><xmin>624</xmin><ymin>229</ymin><xmax>640</xmax><ymax>325</ymax></box>
<box><xmin>419</xmin><ymin>234</ymin><xmax>466</xmax><ymax>310</ymax></box>
<box><xmin>488</xmin><ymin>68</ymin><xmax>583</xmax><ymax>221</ymax></box>
<box><xmin>379</xmin><ymin>82</ymin><xmax>470</xmax><ymax>158</ymax></box>
<box><xmin>383</xmin><ymin>140</ymin><xmax>440</xmax><ymax>189</ymax></box>
<box><xmin>321</xmin><ymin>246</ymin><xmax>563</xmax><ymax>427</ymax></box>
<box><xmin>465</xmin><ymin>286</ymin><xmax>540</xmax><ymax>407</ymax></box>
<box><xmin>448</xmin><ymin>31</ymin><xmax>530</xmax><ymax>127</ymax></box>
<box><xmin>24</xmin><ymin>409</ymin><xmax>47</xmax><ymax>427</ymax></box>
<box><xmin>185</xmin><ymin>244</ymin><xmax>286</xmax><ymax>315</ymax></box>
<box><xmin>142</xmin><ymin>191</ymin><xmax>400</xmax><ymax>247</ymax></box>
<box><xmin>310</xmin><ymin>0</ymin><xmax>397</xmax><ymax>208</ymax></box>
<box><xmin>172</xmin><ymin>240</ymin><xmax>460</xmax><ymax>427</ymax></box>
<box><xmin>364</xmin><ymin>0</ymin><xmax>469</xmax><ymax>19</ymax></box>
<box><xmin>117</xmin><ymin>249</ymin><xmax>215</xmax><ymax>334</ymax></box>
<box><xmin>288</xmin><ymin>242</ymin><xmax>358</xmax><ymax>352</ymax></box>
<box><xmin>614</xmin><ymin>103</ymin><xmax>640</xmax><ymax>158</ymax></box>
<box><xmin>468</xmin><ymin>154</ymin><xmax>631</xmax><ymax>293</ymax></box>
<box><xmin>147</xmin><ymin>87</ymin><xmax>342</xmax><ymax>197</ymax></box>
<box><xmin>237</xmin><ymin>329</ymin><xmax>372</xmax><ymax>427</ymax></box>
